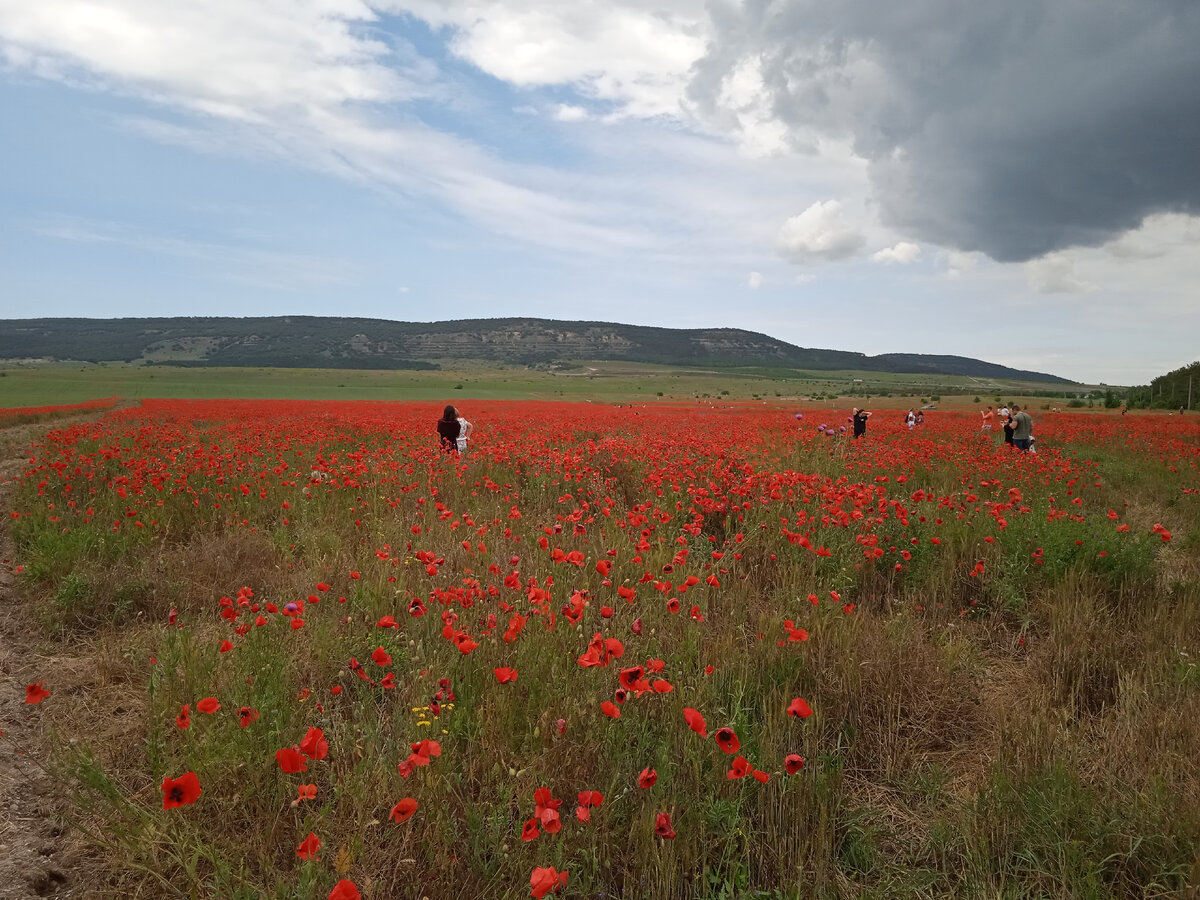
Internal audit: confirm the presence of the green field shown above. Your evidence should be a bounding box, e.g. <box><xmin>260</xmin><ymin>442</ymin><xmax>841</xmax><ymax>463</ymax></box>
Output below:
<box><xmin>0</xmin><ymin>361</ymin><xmax>1097</xmax><ymax>410</ymax></box>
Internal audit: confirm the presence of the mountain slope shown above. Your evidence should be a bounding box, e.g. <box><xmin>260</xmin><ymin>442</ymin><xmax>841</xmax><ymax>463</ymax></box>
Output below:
<box><xmin>0</xmin><ymin>316</ymin><xmax>1073</xmax><ymax>383</ymax></box>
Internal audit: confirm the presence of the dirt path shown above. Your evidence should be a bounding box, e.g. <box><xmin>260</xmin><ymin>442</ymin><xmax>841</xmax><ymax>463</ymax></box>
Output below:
<box><xmin>0</xmin><ymin>414</ymin><xmax>108</xmax><ymax>899</ymax></box>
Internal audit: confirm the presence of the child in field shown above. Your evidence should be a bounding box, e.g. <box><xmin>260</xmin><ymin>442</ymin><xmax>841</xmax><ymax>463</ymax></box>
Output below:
<box><xmin>455</xmin><ymin>411</ymin><xmax>473</xmax><ymax>453</ymax></box>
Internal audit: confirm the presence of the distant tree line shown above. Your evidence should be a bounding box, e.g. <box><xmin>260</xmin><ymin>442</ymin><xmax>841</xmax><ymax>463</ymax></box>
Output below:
<box><xmin>1126</xmin><ymin>360</ymin><xmax>1199</xmax><ymax>410</ymax></box>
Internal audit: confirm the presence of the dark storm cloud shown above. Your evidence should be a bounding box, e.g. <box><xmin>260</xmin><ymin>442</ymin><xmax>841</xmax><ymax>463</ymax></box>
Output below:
<box><xmin>690</xmin><ymin>0</ymin><xmax>1200</xmax><ymax>262</ymax></box>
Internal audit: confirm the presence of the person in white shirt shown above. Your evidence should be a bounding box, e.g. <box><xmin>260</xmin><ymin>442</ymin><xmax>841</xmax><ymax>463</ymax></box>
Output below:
<box><xmin>456</xmin><ymin>414</ymin><xmax>473</xmax><ymax>453</ymax></box>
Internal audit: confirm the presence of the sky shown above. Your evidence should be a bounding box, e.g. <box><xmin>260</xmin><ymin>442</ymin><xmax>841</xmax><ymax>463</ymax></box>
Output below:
<box><xmin>1</xmin><ymin>1</ymin><xmax>1197</xmax><ymax>384</ymax></box>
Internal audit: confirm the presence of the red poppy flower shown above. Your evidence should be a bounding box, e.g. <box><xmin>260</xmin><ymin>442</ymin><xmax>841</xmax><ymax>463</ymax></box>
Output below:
<box><xmin>161</xmin><ymin>771</ymin><xmax>202</xmax><ymax>809</ymax></box>
<box><xmin>521</xmin><ymin>817</ymin><xmax>540</xmax><ymax>842</ymax></box>
<box><xmin>175</xmin><ymin>703</ymin><xmax>191</xmax><ymax>730</ymax></box>
<box><xmin>238</xmin><ymin>707</ymin><xmax>259</xmax><ymax>728</ymax></box>
<box><xmin>726</xmin><ymin>756</ymin><xmax>750</xmax><ymax>779</ymax></box>
<box><xmin>655</xmin><ymin>812</ymin><xmax>676</xmax><ymax>839</ymax></box>
<box><xmin>296</xmin><ymin>832</ymin><xmax>321</xmax><ymax>860</ymax></box>
<box><xmin>218</xmin><ymin>640</ymin><xmax>233</xmax><ymax>653</ymax></box>
<box><xmin>297</xmin><ymin>783</ymin><xmax>318</xmax><ymax>800</ymax></box>
<box><xmin>601</xmin><ymin>700</ymin><xmax>621</xmax><ymax>719</ymax></box>
<box><xmin>683</xmin><ymin>707</ymin><xmax>707</xmax><ymax>737</ymax></box>
<box><xmin>715</xmin><ymin>727</ymin><xmax>740</xmax><ymax>754</ymax></box>
<box><xmin>577</xmin><ymin>790</ymin><xmax>604</xmax><ymax>808</ymax></box>
<box><xmin>328</xmin><ymin>879</ymin><xmax>360</xmax><ymax>900</ymax></box>
<box><xmin>752</xmin><ymin>769</ymin><xmax>770</xmax><ymax>783</ymax></box>
<box><xmin>575</xmin><ymin>805</ymin><xmax>591</xmax><ymax>823</ymax></box>
<box><xmin>407</xmin><ymin>739</ymin><xmax>442</xmax><ymax>768</ymax></box>
<box><xmin>196</xmin><ymin>697</ymin><xmax>220</xmax><ymax>714</ymax></box>
<box><xmin>299</xmin><ymin>727</ymin><xmax>328</xmax><ymax>760</ymax></box>
<box><xmin>785</xmin><ymin>754</ymin><xmax>805</xmax><ymax>774</ymax></box>
<box><xmin>390</xmin><ymin>797</ymin><xmax>418</xmax><ymax>823</ymax></box>
<box><xmin>786</xmin><ymin>697</ymin><xmax>813</xmax><ymax>719</ymax></box>
<box><xmin>638</xmin><ymin>767</ymin><xmax>657</xmax><ymax>788</ymax></box>
<box><xmin>275</xmin><ymin>747</ymin><xmax>308</xmax><ymax>773</ymax></box>
<box><xmin>371</xmin><ymin>646</ymin><xmax>392</xmax><ymax>667</ymax></box>
<box><xmin>494</xmin><ymin>667</ymin><xmax>518</xmax><ymax>684</ymax></box>
<box><xmin>530</xmin><ymin>865</ymin><xmax>569</xmax><ymax>898</ymax></box>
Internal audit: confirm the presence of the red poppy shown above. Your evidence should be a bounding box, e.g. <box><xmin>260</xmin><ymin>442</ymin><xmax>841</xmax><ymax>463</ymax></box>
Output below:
<box><xmin>638</xmin><ymin>767</ymin><xmax>657</xmax><ymax>788</ymax></box>
<box><xmin>533</xmin><ymin>787</ymin><xmax>563</xmax><ymax>833</ymax></box>
<box><xmin>296</xmin><ymin>832</ymin><xmax>321</xmax><ymax>860</ymax></box>
<box><xmin>601</xmin><ymin>700</ymin><xmax>621</xmax><ymax>719</ymax></box>
<box><xmin>715</xmin><ymin>727</ymin><xmax>740</xmax><ymax>754</ymax></box>
<box><xmin>238</xmin><ymin>707</ymin><xmax>259</xmax><ymax>728</ymax></box>
<box><xmin>275</xmin><ymin>747</ymin><xmax>308</xmax><ymax>773</ymax></box>
<box><xmin>530</xmin><ymin>865</ymin><xmax>569</xmax><ymax>898</ymax></box>
<box><xmin>161</xmin><ymin>771</ymin><xmax>202</xmax><ymax>809</ymax></box>
<box><xmin>390</xmin><ymin>797</ymin><xmax>418</xmax><ymax>823</ymax></box>
<box><xmin>297</xmin><ymin>783</ymin><xmax>318</xmax><ymax>800</ymax></box>
<box><xmin>752</xmin><ymin>769</ymin><xmax>770</xmax><ymax>783</ymax></box>
<box><xmin>175</xmin><ymin>703</ymin><xmax>191</xmax><ymax>730</ymax></box>
<box><xmin>521</xmin><ymin>817</ymin><xmax>540</xmax><ymax>842</ymax></box>
<box><xmin>618</xmin><ymin>665</ymin><xmax>650</xmax><ymax>693</ymax></box>
<box><xmin>683</xmin><ymin>707</ymin><xmax>707</xmax><ymax>737</ymax></box>
<box><xmin>785</xmin><ymin>754</ymin><xmax>805</xmax><ymax>774</ymax></box>
<box><xmin>196</xmin><ymin>697</ymin><xmax>220</xmax><ymax>714</ymax></box>
<box><xmin>372</xmin><ymin>646</ymin><xmax>392</xmax><ymax>667</ymax></box>
<box><xmin>726</xmin><ymin>756</ymin><xmax>750</xmax><ymax>779</ymax></box>
<box><xmin>218</xmin><ymin>640</ymin><xmax>233</xmax><ymax>653</ymax></box>
<box><xmin>655</xmin><ymin>812</ymin><xmax>676</xmax><ymax>839</ymax></box>
<box><xmin>577</xmin><ymin>790</ymin><xmax>604</xmax><ymax>808</ymax></box>
<box><xmin>407</xmin><ymin>739</ymin><xmax>442</xmax><ymax>768</ymax></box>
<box><xmin>328</xmin><ymin>879</ymin><xmax>360</xmax><ymax>900</ymax></box>
<box><xmin>786</xmin><ymin>697</ymin><xmax>813</xmax><ymax>719</ymax></box>
<box><xmin>494</xmin><ymin>667</ymin><xmax>518</xmax><ymax>684</ymax></box>
<box><xmin>299</xmin><ymin>727</ymin><xmax>328</xmax><ymax>760</ymax></box>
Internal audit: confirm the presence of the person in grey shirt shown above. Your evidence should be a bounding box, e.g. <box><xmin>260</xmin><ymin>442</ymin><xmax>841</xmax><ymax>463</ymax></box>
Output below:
<box><xmin>1010</xmin><ymin>405</ymin><xmax>1033</xmax><ymax>450</ymax></box>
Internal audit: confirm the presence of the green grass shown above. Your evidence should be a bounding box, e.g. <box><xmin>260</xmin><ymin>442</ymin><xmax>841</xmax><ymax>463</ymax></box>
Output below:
<box><xmin>0</xmin><ymin>361</ymin><xmax>1102</xmax><ymax>409</ymax></box>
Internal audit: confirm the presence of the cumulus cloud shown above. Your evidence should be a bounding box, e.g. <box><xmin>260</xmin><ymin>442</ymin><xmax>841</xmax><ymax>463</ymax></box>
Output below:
<box><xmin>688</xmin><ymin>1</ymin><xmax>1200</xmax><ymax>262</ymax></box>
<box><xmin>552</xmin><ymin>104</ymin><xmax>588</xmax><ymax>122</ymax></box>
<box><xmin>775</xmin><ymin>200</ymin><xmax>865</xmax><ymax>263</ymax></box>
<box><xmin>747</xmin><ymin>271</ymin><xmax>763</xmax><ymax>289</ymax></box>
<box><xmin>872</xmin><ymin>241</ymin><xmax>920</xmax><ymax>264</ymax></box>
<box><xmin>1026</xmin><ymin>252</ymin><xmax>1093</xmax><ymax>294</ymax></box>
<box><xmin>382</xmin><ymin>0</ymin><xmax>708</xmax><ymax>118</ymax></box>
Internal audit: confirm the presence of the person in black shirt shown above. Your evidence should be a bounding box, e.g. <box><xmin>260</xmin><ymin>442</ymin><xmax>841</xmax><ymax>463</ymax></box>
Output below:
<box><xmin>852</xmin><ymin>408</ymin><xmax>871</xmax><ymax>439</ymax></box>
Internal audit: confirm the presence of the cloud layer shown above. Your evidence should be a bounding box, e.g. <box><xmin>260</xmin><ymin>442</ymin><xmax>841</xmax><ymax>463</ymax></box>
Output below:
<box><xmin>690</xmin><ymin>0</ymin><xmax>1200</xmax><ymax>262</ymax></box>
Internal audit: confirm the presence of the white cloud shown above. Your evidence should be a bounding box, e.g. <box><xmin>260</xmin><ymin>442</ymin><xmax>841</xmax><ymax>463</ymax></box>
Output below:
<box><xmin>552</xmin><ymin>103</ymin><xmax>588</xmax><ymax>122</ymax></box>
<box><xmin>1026</xmin><ymin>252</ymin><xmax>1093</xmax><ymax>294</ymax></box>
<box><xmin>747</xmin><ymin>271</ymin><xmax>763</xmax><ymax>289</ymax></box>
<box><xmin>775</xmin><ymin>200</ymin><xmax>865</xmax><ymax>263</ymax></box>
<box><xmin>383</xmin><ymin>0</ymin><xmax>709</xmax><ymax>118</ymax></box>
<box><xmin>871</xmin><ymin>241</ymin><xmax>920</xmax><ymax>264</ymax></box>
<box><xmin>873</xmin><ymin>243</ymin><xmax>916</xmax><ymax>264</ymax></box>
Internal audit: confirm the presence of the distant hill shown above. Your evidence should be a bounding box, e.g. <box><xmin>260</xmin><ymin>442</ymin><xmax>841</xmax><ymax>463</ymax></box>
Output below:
<box><xmin>0</xmin><ymin>316</ymin><xmax>1073</xmax><ymax>383</ymax></box>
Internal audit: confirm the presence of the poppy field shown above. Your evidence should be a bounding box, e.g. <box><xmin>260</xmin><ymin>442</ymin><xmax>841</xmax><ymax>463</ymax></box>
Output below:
<box><xmin>6</xmin><ymin>399</ymin><xmax>1200</xmax><ymax>899</ymax></box>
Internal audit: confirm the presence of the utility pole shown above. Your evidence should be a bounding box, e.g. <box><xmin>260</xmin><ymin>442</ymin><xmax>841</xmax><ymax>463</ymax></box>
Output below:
<box><xmin>1189</xmin><ymin>374</ymin><xmax>1193</xmax><ymax>411</ymax></box>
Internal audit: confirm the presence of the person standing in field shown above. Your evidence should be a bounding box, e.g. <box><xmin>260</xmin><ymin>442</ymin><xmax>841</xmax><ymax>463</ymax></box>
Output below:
<box><xmin>1010</xmin><ymin>405</ymin><xmax>1034</xmax><ymax>451</ymax></box>
<box><xmin>437</xmin><ymin>405</ymin><xmax>461</xmax><ymax>453</ymax></box>
<box><xmin>455</xmin><ymin>410</ymin><xmax>474</xmax><ymax>453</ymax></box>
<box><xmin>981</xmin><ymin>406</ymin><xmax>995</xmax><ymax>432</ymax></box>
<box><xmin>999</xmin><ymin>404</ymin><xmax>1014</xmax><ymax>446</ymax></box>
<box><xmin>915</xmin><ymin>409</ymin><xmax>925</xmax><ymax>427</ymax></box>
<box><xmin>852</xmin><ymin>407</ymin><xmax>871</xmax><ymax>439</ymax></box>
<box><xmin>906</xmin><ymin>408</ymin><xmax>916</xmax><ymax>430</ymax></box>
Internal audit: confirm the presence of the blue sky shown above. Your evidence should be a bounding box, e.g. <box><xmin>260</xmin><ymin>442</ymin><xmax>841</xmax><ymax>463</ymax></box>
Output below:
<box><xmin>1</xmin><ymin>1</ymin><xmax>1198</xmax><ymax>384</ymax></box>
